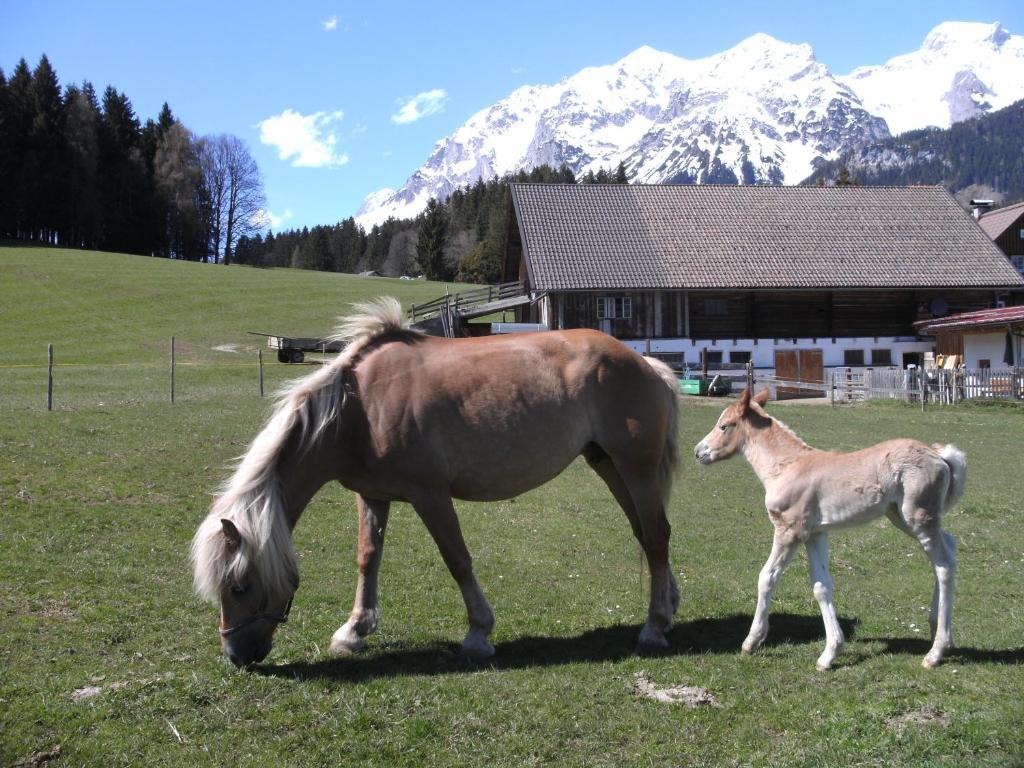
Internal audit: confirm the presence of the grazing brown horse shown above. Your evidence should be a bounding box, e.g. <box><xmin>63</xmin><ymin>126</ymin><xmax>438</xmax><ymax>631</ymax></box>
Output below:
<box><xmin>192</xmin><ymin>298</ymin><xmax>681</xmax><ymax>667</ymax></box>
<box><xmin>694</xmin><ymin>388</ymin><xmax>966</xmax><ymax>670</ymax></box>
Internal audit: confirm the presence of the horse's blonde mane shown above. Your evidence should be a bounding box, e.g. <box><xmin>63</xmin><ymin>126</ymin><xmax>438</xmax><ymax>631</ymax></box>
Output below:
<box><xmin>191</xmin><ymin>297</ymin><xmax>414</xmax><ymax>604</ymax></box>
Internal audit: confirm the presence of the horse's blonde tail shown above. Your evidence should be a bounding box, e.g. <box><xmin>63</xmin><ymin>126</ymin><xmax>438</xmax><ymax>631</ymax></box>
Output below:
<box><xmin>643</xmin><ymin>356</ymin><xmax>681</xmax><ymax>506</ymax></box>
<box><xmin>935</xmin><ymin>443</ymin><xmax>967</xmax><ymax>514</ymax></box>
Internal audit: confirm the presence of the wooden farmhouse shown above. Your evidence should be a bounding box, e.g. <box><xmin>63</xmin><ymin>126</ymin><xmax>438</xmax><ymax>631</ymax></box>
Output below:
<box><xmin>978</xmin><ymin>200</ymin><xmax>1024</xmax><ymax>277</ymax></box>
<box><xmin>915</xmin><ymin>305</ymin><xmax>1024</xmax><ymax>370</ymax></box>
<box><xmin>503</xmin><ymin>184</ymin><xmax>1024</xmax><ymax>374</ymax></box>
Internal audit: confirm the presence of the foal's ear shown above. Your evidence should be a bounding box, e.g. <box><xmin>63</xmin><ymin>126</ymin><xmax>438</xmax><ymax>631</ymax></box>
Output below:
<box><xmin>753</xmin><ymin>388</ymin><xmax>770</xmax><ymax>407</ymax></box>
<box><xmin>221</xmin><ymin>519</ymin><xmax>242</xmax><ymax>551</ymax></box>
<box><xmin>737</xmin><ymin>386</ymin><xmax>752</xmax><ymax>414</ymax></box>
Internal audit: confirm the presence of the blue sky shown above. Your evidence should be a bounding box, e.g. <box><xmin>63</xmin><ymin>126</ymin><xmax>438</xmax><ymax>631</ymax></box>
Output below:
<box><xmin>3</xmin><ymin>0</ymin><xmax>1023</xmax><ymax>231</ymax></box>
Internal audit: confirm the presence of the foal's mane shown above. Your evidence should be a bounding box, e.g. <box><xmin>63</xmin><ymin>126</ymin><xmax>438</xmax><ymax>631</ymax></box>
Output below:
<box><xmin>191</xmin><ymin>297</ymin><xmax>419</xmax><ymax>604</ymax></box>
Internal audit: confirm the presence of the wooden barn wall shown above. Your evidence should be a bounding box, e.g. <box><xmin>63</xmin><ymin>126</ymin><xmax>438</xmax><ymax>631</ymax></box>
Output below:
<box><xmin>688</xmin><ymin>292</ymin><xmax>750</xmax><ymax>338</ymax></box>
<box><xmin>551</xmin><ymin>289</ymin><xmax>1006</xmax><ymax>339</ymax></box>
<box><xmin>753</xmin><ymin>292</ymin><xmax>829</xmax><ymax>338</ymax></box>
<box><xmin>993</xmin><ymin>212</ymin><xmax>1024</xmax><ymax>257</ymax></box>
<box><xmin>831</xmin><ymin>291</ymin><xmax>916</xmax><ymax>337</ymax></box>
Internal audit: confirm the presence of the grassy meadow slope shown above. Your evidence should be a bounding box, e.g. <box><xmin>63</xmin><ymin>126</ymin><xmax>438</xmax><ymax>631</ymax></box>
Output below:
<box><xmin>0</xmin><ymin>247</ymin><xmax>465</xmax><ymax>365</ymax></box>
<box><xmin>1</xmin><ymin>246</ymin><xmax>1023</xmax><ymax>766</ymax></box>
<box><xmin>0</xmin><ymin>247</ymin><xmax>471</xmax><ymax>408</ymax></box>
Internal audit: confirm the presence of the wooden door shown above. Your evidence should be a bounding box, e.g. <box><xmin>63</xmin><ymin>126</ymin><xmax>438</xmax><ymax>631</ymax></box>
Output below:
<box><xmin>774</xmin><ymin>349</ymin><xmax>823</xmax><ymax>400</ymax></box>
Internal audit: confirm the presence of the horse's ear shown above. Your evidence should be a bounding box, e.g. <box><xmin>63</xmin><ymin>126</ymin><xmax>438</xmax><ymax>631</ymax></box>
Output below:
<box><xmin>737</xmin><ymin>386</ymin><xmax>752</xmax><ymax>414</ymax></box>
<box><xmin>753</xmin><ymin>388</ymin><xmax>770</xmax><ymax>407</ymax></box>
<box><xmin>221</xmin><ymin>519</ymin><xmax>242</xmax><ymax>551</ymax></box>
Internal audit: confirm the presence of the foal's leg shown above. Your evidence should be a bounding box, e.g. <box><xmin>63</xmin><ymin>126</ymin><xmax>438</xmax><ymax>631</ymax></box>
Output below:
<box><xmin>411</xmin><ymin>491</ymin><xmax>495</xmax><ymax>659</ymax></box>
<box><xmin>585</xmin><ymin>453</ymin><xmax>680</xmax><ymax>615</ymax></box>
<box><xmin>887</xmin><ymin>508</ymin><xmax>957</xmax><ymax>668</ymax></box>
<box><xmin>805</xmin><ymin>533</ymin><xmax>845</xmax><ymax>670</ymax></box>
<box><xmin>915</xmin><ymin>521</ymin><xmax>957</xmax><ymax>668</ymax></box>
<box><xmin>742</xmin><ymin>529</ymin><xmax>800</xmax><ymax>655</ymax></box>
<box><xmin>330</xmin><ymin>495</ymin><xmax>390</xmax><ymax>654</ymax></box>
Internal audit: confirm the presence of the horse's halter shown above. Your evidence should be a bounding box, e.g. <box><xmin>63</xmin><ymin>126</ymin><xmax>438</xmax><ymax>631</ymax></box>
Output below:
<box><xmin>219</xmin><ymin>593</ymin><xmax>294</xmax><ymax>637</ymax></box>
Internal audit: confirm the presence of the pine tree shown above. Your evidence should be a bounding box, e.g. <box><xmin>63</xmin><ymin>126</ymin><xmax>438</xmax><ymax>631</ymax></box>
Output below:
<box><xmin>416</xmin><ymin>199</ymin><xmax>450</xmax><ymax>280</ymax></box>
<box><xmin>63</xmin><ymin>82</ymin><xmax>101</xmax><ymax>248</ymax></box>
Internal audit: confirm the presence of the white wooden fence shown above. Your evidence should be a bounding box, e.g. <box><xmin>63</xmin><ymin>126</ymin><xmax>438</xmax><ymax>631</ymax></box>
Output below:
<box><xmin>752</xmin><ymin>366</ymin><xmax>1023</xmax><ymax>405</ymax></box>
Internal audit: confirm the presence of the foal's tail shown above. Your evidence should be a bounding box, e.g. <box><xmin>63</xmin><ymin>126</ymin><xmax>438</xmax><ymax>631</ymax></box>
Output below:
<box><xmin>643</xmin><ymin>356</ymin><xmax>681</xmax><ymax>504</ymax></box>
<box><xmin>935</xmin><ymin>443</ymin><xmax>967</xmax><ymax>515</ymax></box>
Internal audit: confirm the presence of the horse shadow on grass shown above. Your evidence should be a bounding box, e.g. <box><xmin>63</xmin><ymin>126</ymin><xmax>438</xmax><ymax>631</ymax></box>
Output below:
<box><xmin>258</xmin><ymin>612</ymin><xmax>859</xmax><ymax>684</ymax></box>
<box><xmin>858</xmin><ymin>636</ymin><xmax>1024</xmax><ymax>666</ymax></box>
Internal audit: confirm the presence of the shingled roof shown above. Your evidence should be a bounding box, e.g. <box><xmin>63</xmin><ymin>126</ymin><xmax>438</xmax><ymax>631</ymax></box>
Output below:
<box><xmin>978</xmin><ymin>200</ymin><xmax>1024</xmax><ymax>240</ymax></box>
<box><xmin>510</xmin><ymin>184</ymin><xmax>1024</xmax><ymax>291</ymax></box>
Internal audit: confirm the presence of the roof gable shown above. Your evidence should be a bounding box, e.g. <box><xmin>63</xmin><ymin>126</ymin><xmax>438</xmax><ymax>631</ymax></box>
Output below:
<box><xmin>510</xmin><ymin>184</ymin><xmax>1024</xmax><ymax>291</ymax></box>
<box><xmin>978</xmin><ymin>201</ymin><xmax>1024</xmax><ymax>240</ymax></box>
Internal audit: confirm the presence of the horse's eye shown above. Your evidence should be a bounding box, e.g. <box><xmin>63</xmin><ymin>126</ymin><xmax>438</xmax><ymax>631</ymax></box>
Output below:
<box><xmin>720</xmin><ymin>423</ymin><xmax>732</xmax><ymax>432</ymax></box>
<box><xmin>231</xmin><ymin>584</ymin><xmax>248</xmax><ymax>596</ymax></box>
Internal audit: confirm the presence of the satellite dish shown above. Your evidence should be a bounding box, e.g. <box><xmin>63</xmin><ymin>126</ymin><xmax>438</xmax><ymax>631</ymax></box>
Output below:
<box><xmin>930</xmin><ymin>298</ymin><xmax>949</xmax><ymax>317</ymax></box>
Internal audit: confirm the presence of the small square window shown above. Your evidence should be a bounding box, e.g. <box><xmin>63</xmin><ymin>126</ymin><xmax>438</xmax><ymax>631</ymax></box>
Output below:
<box><xmin>730</xmin><ymin>351</ymin><xmax>751</xmax><ymax>364</ymax></box>
<box><xmin>844</xmin><ymin>349</ymin><xmax>865</xmax><ymax>366</ymax></box>
<box><xmin>703</xmin><ymin>350</ymin><xmax>723</xmax><ymax>365</ymax></box>
<box><xmin>871</xmin><ymin>349</ymin><xmax>892</xmax><ymax>366</ymax></box>
<box><xmin>596</xmin><ymin>296</ymin><xmax>632</xmax><ymax>320</ymax></box>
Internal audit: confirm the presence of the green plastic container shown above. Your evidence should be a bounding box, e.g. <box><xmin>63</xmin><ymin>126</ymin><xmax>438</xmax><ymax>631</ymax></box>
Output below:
<box><xmin>678</xmin><ymin>376</ymin><xmax>734</xmax><ymax>396</ymax></box>
<box><xmin>679</xmin><ymin>378</ymin><xmax>709</xmax><ymax>396</ymax></box>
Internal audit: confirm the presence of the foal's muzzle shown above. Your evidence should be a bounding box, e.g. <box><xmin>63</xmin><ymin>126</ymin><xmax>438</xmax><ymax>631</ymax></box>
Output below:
<box><xmin>694</xmin><ymin>442</ymin><xmax>713</xmax><ymax>465</ymax></box>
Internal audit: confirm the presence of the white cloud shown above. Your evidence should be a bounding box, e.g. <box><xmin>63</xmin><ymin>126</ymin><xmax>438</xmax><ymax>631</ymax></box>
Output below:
<box><xmin>391</xmin><ymin>89</ymin><xmax>448</xmax><ymax>124</ymax></box>
<box><xmin>323</xmin><ymin>15</ymin><xmax>338</xmax><ymax>31</ymax></box>
<box><xmin>253</xmin><ymin>208</ymin><xmax>293</xmax><ymax>230</ymax></box>
<box><xmin>258</xmin><ymin>109</ymin><xmax>349</xmax><ymax>168</ymax></box>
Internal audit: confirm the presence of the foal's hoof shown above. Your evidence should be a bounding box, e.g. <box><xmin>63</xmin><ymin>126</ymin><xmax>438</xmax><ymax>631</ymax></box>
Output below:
<box><xmin>921</xmin><ymin>654</ymin><xmax>943</xmax><ymax>669</ymax></box>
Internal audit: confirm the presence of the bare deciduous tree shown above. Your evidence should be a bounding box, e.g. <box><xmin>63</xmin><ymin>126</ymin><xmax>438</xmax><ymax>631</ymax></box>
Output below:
<box><xmin>198</xmin><ymin>134</ymin><xmax>265</xmax><ymax>264</ymax></box>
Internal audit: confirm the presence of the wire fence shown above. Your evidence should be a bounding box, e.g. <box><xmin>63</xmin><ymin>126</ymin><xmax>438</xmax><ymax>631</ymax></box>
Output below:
<box><xmin>3</xmin><ymin>340</ymin><xmax>330</xmax><ymax>411</ymax></box>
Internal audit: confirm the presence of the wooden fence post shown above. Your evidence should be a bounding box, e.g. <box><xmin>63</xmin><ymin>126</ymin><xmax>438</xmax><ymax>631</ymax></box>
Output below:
<box><xmin>920</xmin><ymin>369</ymin><xmax>926</xmax><ymax>412</ymax></box>
<box><xmin>47</xmin><ymin>344</ymin><xmax>53</xmax><ymax>411</ymax></box>
<box><xmin>746</xmin><ymin>360</ymin><xmax>754</xmax><ymax>392</ymax></box>
<box><xmin>258</xmin><ymin>349</ymin><xmax>264</xmax><ymax>398</ymax></box>
<box><xmin>170</xmin><ymin>337</ymin><xmax>175</xmax><ymax>404</ymax></box>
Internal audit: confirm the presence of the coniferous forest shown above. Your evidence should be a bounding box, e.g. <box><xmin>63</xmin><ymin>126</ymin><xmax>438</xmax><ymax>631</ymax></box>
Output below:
<box><xmin>805</xmin><ymin>97</ymin><xmax>1024</xmax><ymax>204</ymax></box>
<box><xmin>0</xmin><ymin>55</ymin><xmax>264</xmax><ymax>264</ymax></box>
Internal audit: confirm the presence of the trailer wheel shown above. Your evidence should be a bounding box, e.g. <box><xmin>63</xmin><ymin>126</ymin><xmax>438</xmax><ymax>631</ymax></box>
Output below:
<box><xmin>277</xmin><ymin>350</ymin><xmax>289</xmax><ymax>364</ymax></box>
<box><xmin>290</xmin><ymin>350</ymin><xmax>305</xmax><ymax>364</ymax></box>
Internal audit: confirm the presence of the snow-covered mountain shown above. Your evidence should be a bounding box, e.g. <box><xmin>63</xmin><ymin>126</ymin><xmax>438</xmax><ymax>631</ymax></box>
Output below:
<box><xmin>356</xmin><ymin>21</ymin><xmax>1024</xmax><ymax>230</ymax></box>
<box><xmin>840</xmin><ymin>22</ymin><xmax>1024</xmax><ymax>136</ymax></box>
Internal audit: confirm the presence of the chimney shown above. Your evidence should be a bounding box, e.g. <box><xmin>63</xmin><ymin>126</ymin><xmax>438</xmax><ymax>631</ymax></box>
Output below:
<box><xmin>970</xmin><ymin>198</ymin><xmax>994</xmax><ymax>220</ymax></box>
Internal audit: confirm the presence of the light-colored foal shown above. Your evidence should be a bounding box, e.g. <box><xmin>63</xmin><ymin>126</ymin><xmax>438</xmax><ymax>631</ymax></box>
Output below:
<box><xmin>694</xmin><ymin>388</ymin><xmax>966</xmax><ymax>670</ymax></box>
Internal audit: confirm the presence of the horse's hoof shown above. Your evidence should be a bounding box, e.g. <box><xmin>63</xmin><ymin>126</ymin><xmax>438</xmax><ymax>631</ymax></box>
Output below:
<box><xmin>459</xmin><ymin>640</ymin><xmax>495</xmax><ymax>661</ymax></box>
<box><xmin>815</xmin><ymin>661</ymin><xmax>833</xmax><ymax>672</ymax></box>
<box><xmin>329</xmin><ymin>628</ymin><xmax>366</xmax><ymax>655</ymax></box>
<box><xmin>921</xmin><ymin>655</ymin><xmax>942</xmax><ymax>669</ymax></box>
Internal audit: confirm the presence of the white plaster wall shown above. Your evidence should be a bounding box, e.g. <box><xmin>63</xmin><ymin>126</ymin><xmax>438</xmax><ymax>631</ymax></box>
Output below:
<box><xmin>621</xmin><ymin>336</ymin><xmax>933</xmax><ymax>369</ymax></box>
<box><xmin>963</xmin><ymin>333</ymin><xmax>1010</xmax><ymax>368</ymax></box>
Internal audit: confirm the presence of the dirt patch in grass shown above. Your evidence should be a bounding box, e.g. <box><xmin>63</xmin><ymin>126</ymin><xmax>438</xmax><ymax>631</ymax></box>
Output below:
<box><xmin>885</xmin><ymin>704</ymin><xmax>951</xmax><ymax>731</ymax></box>
<box><xmin>70</xmin><ymin>672</ymin><xmax>173</xmax><ymax>702</ymax></box>
<box><xmin>630</xmin><ymin>671</ymin><xmax>718</xmax><ymax>707</ymax></box>
<box><xmin>11</xmin><ymin>745</ymin><xmax>61</xmax><ymax>767</ymax></box>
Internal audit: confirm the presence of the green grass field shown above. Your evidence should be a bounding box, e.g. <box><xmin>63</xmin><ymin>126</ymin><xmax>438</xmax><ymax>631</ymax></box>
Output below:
<box><xmin>2</xmin><ymin>247</ymin><xmax>1023</xmax><ymax>766</ymax></box>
